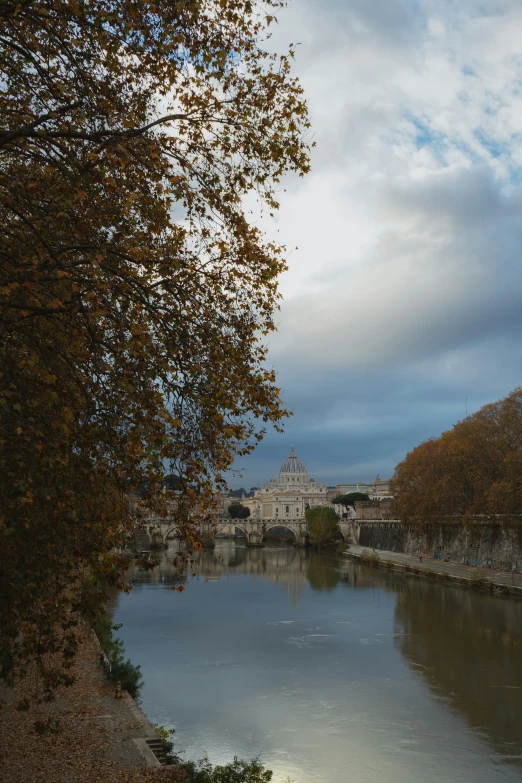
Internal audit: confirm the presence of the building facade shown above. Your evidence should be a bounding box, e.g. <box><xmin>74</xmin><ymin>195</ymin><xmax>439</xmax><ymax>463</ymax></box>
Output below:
<box><xmin>336</xmin><ymin>475</ymin><xmax>393</xmax><ymax>500</ymax></box>
<box><xmin>240</xmin><ymin>447</ymin><xmax>331</xmax><ymax>523</ymax></box>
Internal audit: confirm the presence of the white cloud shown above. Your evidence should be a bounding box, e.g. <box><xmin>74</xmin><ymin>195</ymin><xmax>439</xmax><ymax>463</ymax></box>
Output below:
<box><xmin>231</xmin><ymin>0</ymin><xmax>522</xmax><ymax>485</ymax></box>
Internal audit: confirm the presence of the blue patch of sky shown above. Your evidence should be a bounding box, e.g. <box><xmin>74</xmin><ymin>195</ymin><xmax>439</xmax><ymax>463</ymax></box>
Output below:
<box><xmin>409</xmin><ymin>116</ymin><xmax>436</xmax><ymax>148</ymax></box>
<box><xmin>383</xmin><ymin>86</ymin><xmax>522</xmax><ymax>181</ymax></box>
<box><xmin>394</xmin><ymin>113</ymin><xmax>511</xmax><ymax>171</ymax></box>
<box><xmin>473</xmin><ymin>128</ymin><xmax>507</xmax><ymax>160</ymax></box>
<box><xmin>506</xmin><ymin>166</ymin><xmax>522</xmax><ymax>187</ymax></box>
<box><xmin>397</xmin><ymin>114</ymin><xmax>450</xmax><ymax>167</ymax></box>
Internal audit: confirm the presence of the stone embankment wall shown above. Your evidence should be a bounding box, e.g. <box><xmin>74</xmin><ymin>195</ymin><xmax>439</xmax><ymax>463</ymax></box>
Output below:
<box><xmin>357</xmin><ymin>521</ymin><xmax>405</xmax><ymax>552</ymax></box>
<box><xmin>355</xmin><ymin>520</ymin><xmax>522</xmax><ymax>571</ymax></box>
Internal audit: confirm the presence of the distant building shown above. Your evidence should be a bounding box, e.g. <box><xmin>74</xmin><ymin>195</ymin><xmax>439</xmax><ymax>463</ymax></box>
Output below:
<box><xmin>218</xmin><ymin>454</ymin><xmax>393</xmax><ymax>523</ymax></box>
<box><xmin>336</xmin><ymin>475</ymin><xmax>393</xmax><ymax>500</ymax></box>
<box><xmin>239</xmin><ymin>447</ymin><xmax>331</xmax><ymax>522</ymax></box>
<box><xmin>336</xmin><ymin>482</ymin><xmax>371</xmax><ymax>495</ymax></box>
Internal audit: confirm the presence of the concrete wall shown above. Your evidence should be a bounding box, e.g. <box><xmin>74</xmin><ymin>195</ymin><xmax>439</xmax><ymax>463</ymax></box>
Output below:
<box><xmin>354</xmin><ymin>519</ymin><xmax>522</xmax><ymax>571</ymax></box>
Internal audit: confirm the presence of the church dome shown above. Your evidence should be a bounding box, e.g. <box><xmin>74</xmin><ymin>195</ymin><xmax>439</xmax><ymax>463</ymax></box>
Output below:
<box><xmin>279</xmin><ymin>447</ymin><xmax>307</xmax><ymax>476</ymax></box>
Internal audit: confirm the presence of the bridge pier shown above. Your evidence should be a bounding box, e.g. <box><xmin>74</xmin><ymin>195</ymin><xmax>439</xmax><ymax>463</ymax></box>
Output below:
<box><xmin>295</xmin><ymin>529</ymin><xmax>309</xmax><ymax>547</ymax></box>
<box><xmin>150</xmin><ymin>530</ymin><xmax>167</xmax><ymax>549</ymax></box>
<box><xmin>246</xmin><ymin>529</ymin><xmax>264</xmax><ymax>547</ymax></box>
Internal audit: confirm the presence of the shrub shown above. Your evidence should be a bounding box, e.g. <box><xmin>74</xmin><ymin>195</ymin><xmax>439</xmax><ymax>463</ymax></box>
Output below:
<box><xmin>111</xmin><ymin>657</ymin><xmax>143</xmax><ymax>701</ymax></box>
<box><xmin>359</xmin><ymin>549</ymin><xmax>380</xmax><ymax>566</ymax></box>
<box><xmin>92</xmin><ymin>612</ymin><xmax>143</xmax><ymax>701</ymax></box>
<box><xmin>180</xmin><ymin>756</ymin><xmax>272</xmax><ymax>783</ymax></box>
<box><xmin>155</xmin><ymin>725</ymin><xmax>182</xmax><ymax>765</ymax></box>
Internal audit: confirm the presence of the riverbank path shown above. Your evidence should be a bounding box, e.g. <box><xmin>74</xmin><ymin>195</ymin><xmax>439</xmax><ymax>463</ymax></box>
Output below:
<box><xmin>344</xmin><ymin>544</ymin><xmax>522</xmax><ymax>593</ymax></box>
<box><xmin>0</xmin><ymin>629</ymin><xmax>184</xmax><ymax>783</ymax></box>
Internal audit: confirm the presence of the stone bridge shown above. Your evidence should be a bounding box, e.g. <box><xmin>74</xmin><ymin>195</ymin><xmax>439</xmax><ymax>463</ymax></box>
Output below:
<box><xmin>137</xmin><ymin>517</ymin><xmax>522</xmax><ymax>570</ymax></box>
<box><xmin>141</xmin><ymin>516</ymin><xmax>395</xmax><ymax>548</ymax></box>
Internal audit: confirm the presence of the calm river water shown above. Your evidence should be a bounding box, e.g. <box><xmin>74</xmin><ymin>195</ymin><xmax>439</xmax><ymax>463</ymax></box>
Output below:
<box><xmin>112</xmin><ymin>542</ymin><xmax>522</xmax><ymax>783</ymax></box>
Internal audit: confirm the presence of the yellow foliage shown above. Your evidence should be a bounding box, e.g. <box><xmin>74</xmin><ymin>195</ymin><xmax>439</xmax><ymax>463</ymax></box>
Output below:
<box><xmin>0</xmin><ymin>0</ymin><xmax>310</xmax><ymax>692</ymax></box>
<box><xmin>391</xmin><ymin>388</ymin><xmax>522</xmax><ymax>521</ymax></box>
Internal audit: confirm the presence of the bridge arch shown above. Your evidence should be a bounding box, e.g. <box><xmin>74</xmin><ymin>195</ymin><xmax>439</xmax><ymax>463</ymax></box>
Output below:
<box><xmin>164</xmin><ymin>526</ymin><xmax>178</xmax><ymax>541</ymax></box>
<box><xmin>264</xmin><ymin>524</ymin><xmax>298</xmax><ymax>542</ymax></box>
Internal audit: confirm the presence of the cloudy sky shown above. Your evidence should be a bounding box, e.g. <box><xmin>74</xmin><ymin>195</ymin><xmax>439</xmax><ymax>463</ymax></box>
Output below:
<box><xmin>229</xmin><ymin>0</ymin><xmax>522</xmax><ymax>489</ymax></box>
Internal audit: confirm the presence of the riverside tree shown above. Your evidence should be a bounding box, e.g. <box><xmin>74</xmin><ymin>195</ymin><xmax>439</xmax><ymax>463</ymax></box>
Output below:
<box><xmin>391</xmin><ymin>387</ymin><xmax>522</xmax><ymax>522</ymax></box>
<box><xmin>228</xmin><ymin>502</ymin><xmax>251</xmax><ymax>519</ymax></box>
<box><xmin>0</xmin><ymin>0</ymin><xmax>311</xmax><ymax>693</ymax></box>
<box><xmin>305</xmin><ymin>506</ymin><xmax>341</xmax><ymax>546</ymax></box>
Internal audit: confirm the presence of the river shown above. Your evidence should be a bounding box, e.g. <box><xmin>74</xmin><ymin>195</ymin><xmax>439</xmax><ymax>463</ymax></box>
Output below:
<box><xmin>111</xmin><ymin>541</ymin><xmax>522</xmax><ymax>783</ymax></box>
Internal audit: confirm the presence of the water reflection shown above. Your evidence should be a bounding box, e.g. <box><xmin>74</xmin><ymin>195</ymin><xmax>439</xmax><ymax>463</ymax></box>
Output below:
<box><xmin>307</xmin><ymin>552</ymin><xmax>341</xmax><ymax>593</ymax></box>
<box><xmin>393</xmin><ymin>576</ymin><xmax>522</xmax><ymax>763</ymax></box>
<box><xmin>117</xmin><ymin>542</ymin><xmax>522</xmax><ymax>781</ymax></box>
<box><xmin>130</xmin><ymin>541</ymin><xmax>311</xmax><ymax>602</ymax></box>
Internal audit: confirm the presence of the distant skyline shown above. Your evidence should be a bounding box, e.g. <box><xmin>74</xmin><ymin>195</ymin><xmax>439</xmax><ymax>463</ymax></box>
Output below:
<box><xmin>228</xmin><ymin>0</ymin><xmax>522</xmax><ymax>489</ymax></box>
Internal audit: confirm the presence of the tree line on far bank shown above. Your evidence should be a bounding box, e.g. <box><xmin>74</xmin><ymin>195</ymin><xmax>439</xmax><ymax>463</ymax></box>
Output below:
<box><xmin>391</xmin><ymin>387</ymin><xmax>522</xmax><ymax>522</ymax></box>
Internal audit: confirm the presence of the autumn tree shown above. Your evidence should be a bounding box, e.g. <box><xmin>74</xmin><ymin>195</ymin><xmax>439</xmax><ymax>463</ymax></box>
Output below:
<box><xmin>0</xmin><ymin>0</ymin><xmax>311</xmax><ymax>692</ymax></box>
<box><xmin>305</xmin><ymin>506</ymin><xmax>340</xmax><ymax>546</ymax></box>
<box><xmin>391</xmin><ymin>388</ymin><xmax>522</xmax><ymax>522</ymax></box>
